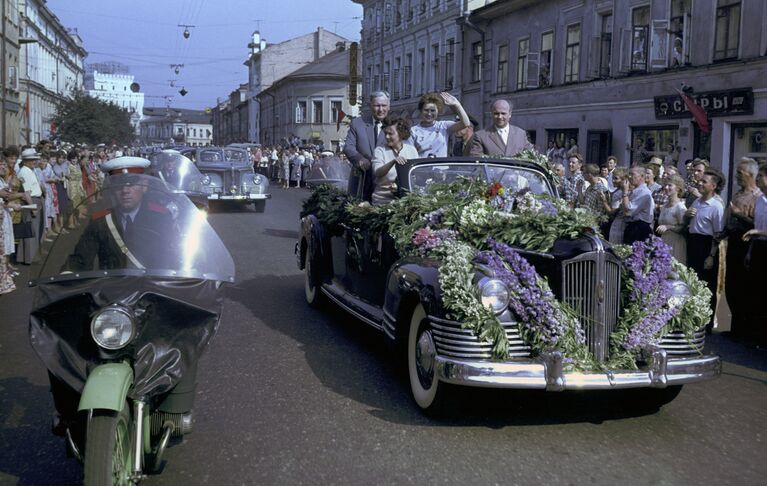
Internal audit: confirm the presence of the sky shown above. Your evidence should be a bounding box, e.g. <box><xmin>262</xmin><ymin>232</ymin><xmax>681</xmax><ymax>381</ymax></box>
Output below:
<box><xmin>47</xmin><ymin>0</ymin><xmax>363</xmax><ymax>111</ymax></box>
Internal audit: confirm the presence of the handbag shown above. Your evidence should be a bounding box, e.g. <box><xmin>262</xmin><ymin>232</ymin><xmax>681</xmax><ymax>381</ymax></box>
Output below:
<box><xmin>12</xmin><ymin>221</ymin><xmax>34</xmax><ymax>239</ymax></box>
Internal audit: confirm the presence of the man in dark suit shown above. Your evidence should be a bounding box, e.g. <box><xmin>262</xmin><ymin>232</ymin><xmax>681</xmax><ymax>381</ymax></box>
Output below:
<box><xmin>469</xmin><ymin>99</ymin><xmax>533</xmax><ymax>157</ymax></box>
<box><xmin>67</xmin><ymin>158</ymin><xmax>179</xmax><ymax>271</ymax></box>
<box><xmin>343</xmin><ymin>91</ymin><xmax>390</xmax><ymax>201</ymax></box>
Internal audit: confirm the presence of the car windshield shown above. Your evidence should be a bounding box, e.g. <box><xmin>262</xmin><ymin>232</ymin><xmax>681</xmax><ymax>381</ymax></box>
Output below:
<box><xmin>407</xmin><ymin>163</ymin><xmax>553</xmax><ymax>196</ymax></box>
<box><xmin>198</xmin><ymin>149</ymin><xmax>223</xmax><ymax>163</ymax></box>
<box><xmin>149</xmin><ymin>152</ymin><xmax>207</xmax><ymax>193</ymax></box>
<box><xmin>224</xmin><ymin>149</ymin><xmax>249</xmax><ymax>163</ymax></box>
<box><xmin>31</xmin><ymin>173</ymin><xmax>235</xmax><ymax>284</ymax></box>
<box><xmin>304</xmin><ymin>155</ymin><xmax>350</xmax><ymax>189</ymax></box>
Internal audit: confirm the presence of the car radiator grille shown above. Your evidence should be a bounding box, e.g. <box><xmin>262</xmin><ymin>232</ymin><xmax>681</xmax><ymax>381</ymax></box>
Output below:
<box><xmin>659</xmin><ymin>329</ymin><xmax>706</xmax><ymax>356</ymax></box>
<box><xmin>561</xmin><ymin>250</ymin><xmax>621</xmax><ymax>362</ymax></box>
<box><xmin>429</xmin><ymin>316</ymin><xmax>532</xmax><ymax>359</ymax></box>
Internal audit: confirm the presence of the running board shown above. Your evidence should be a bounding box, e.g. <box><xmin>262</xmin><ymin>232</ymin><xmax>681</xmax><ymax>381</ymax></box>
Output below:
<box><xmin>321</xmin><ymin>284</ymin><xmax>384</xmax><ymax>332</ymax></box>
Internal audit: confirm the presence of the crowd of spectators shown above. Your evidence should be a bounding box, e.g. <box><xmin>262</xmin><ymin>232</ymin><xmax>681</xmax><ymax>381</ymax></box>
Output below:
<box><xmin>0</xmin><ymin>141</ymin><xmax>128</xmax><ymax>296</ymax></box>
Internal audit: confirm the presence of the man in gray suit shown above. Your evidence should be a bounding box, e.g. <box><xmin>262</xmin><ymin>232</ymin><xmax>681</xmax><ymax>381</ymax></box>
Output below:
<box><xmin>344</xmin><ymin>91</ymin><xmax>390</xmax><ymax>201</ymax></box>
<box><xmin>469</xmin><ymin>99</ymin><xmax>533</xmax><ymax>157</ymax></box>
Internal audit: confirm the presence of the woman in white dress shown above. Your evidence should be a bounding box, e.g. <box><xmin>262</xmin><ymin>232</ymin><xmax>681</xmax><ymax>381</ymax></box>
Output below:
<box><xmin>372</xmin><ymin>117</ymin><xmax>419</xmax><ymax>205</ymax></box>
<box><xmin>409</xmin><ymin>92</ymin><xmax>470</xmax><ymax>158</ymax></box>
<box><xmin>655</xmin><ymin>174</ymin><xmax>687</xmax><ymax>264</ymax></box>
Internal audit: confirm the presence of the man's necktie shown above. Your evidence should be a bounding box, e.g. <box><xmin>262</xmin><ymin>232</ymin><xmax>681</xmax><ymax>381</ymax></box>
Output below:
<box><xmin>123</xmin><ymin>215</ymin><xmax>134</xmax><ymax>242</ymax></box>
<box><xmin>374</xmin><ymin>121</ymin><xmax>381</xmax><ymax>140</ymax></box>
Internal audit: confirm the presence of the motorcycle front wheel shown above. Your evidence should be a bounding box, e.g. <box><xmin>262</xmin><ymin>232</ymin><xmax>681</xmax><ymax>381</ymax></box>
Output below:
<box><xmin>84</xmin><ymin>404</ymin><xmax>133</xmax><ymax>486</ymax></box>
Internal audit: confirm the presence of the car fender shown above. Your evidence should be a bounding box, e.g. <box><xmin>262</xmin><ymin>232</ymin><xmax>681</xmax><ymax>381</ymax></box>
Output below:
<box><xmin>78</xmin><ymin>362</ymin><xmax>133</xmax><ymax>412</ymax></box>
<box><xmin>383</xmin><ymin>259</ymin><xmax>443</xmax><ymax>345</ymax></box>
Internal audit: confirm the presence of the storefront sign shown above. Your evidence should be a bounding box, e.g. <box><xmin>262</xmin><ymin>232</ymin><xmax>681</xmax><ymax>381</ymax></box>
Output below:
<box><xmin>654</xmin><ymin>88</ymin><xmax>753</xmax><ymax>119</ymax></box>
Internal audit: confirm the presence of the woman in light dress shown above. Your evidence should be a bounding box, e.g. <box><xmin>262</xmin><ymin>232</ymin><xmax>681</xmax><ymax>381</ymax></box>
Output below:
<box><xmin>409</xmin><ymin>92</ymin><xmax>470</xmax><ymax>158</ymax></box>
<box><xmin>372</xmin><ymin>116</ymin><xmax>419</xmax><ymax>205</ymax></box>
<box><xmin>655</xmin><ymin>174</ymin><xmax>687</xmax><ymax>264</ymax></box>
<box><xmin>66</xmin><ymin>151</ymin><xmax>86</xmax><ymax>227</ymax></box>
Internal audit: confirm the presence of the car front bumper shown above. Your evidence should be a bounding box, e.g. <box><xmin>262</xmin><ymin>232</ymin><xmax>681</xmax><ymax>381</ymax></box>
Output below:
<box><xmin>207</xmin><ymin>193</ymin><xmax>271</xmax><ymax>201</ymax></box>
<box><xmin>436</xmin><ymin>349</ymin><xmax>721</xmax><ymax>391</ymax></box>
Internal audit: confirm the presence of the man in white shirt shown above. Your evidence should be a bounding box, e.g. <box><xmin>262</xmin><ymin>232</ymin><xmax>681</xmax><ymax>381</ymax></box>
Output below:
<box><xmin>621</xmin><ymin>166</ymin><xmax>655</xmax><ymax>244</ymax></box>
<box><xmin>686</xmin><ymin>168</ymin><xmax>725</xmax><ymax>332</ymax></box>
<box><xmin>16</xmin><ymin>148</ymin><xmax>45</xmax><ymax>264</ymax></box>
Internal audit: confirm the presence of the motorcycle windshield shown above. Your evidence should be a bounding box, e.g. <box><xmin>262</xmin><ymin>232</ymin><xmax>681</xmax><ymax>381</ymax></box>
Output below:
<box><xmin>31</xmin><ymin>172</ymin><xmax>235</xmax><ymax>285</ymax></box>
<box><xmin>149</xmin><ymin>151</ymin><xmax>207</xmax><ymax>193</ymax></box>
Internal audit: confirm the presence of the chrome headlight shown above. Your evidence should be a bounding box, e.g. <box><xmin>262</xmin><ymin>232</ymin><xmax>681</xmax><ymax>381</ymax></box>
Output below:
<box><xmin>230</xmin><ymin>185</ymin><xmax>238</xmax><ymax>194</ymax></box>
<box><xmin>91</xmin><ymin>306</ymin><xmax>135</xmax><ymax>350</ymax></box>
<box><xmin>253</xmin><ymin>174</ymin><xmax>263</xmax><ymax>185</ymax></box>
<box><xmin>201</xmin><ymin>175</ymin><xmax>211</xmax><ymax>185</ymax></box>
<box><xmin>478</xmin><ymin>277</ymin><xmax>510</xmax><ymax>315</ymax></box>
<box><xmin>668</xmin><ymin>280</ymin><xmax>691</xmax><ymax>308</ymax></box>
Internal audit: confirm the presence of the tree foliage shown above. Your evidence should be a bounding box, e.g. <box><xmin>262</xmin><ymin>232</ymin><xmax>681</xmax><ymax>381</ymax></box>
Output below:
<box><xmin>51</xmin><ymin>92</ymin><xmax>135</xmax><ymax>145</ymax></box>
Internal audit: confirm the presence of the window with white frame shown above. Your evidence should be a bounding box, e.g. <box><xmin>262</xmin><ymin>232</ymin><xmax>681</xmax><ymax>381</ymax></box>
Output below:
<box><xmin>565</xmin><ymin>24</ymin><xmax>580</xmax><ymax>83</ymax></box>
<box><xmin>331</xmin><ymin>100</ymin><xmax>343</xmax><ymax>123</ymax></box>
<box><xmin>714</xmin><ymin>0</ymin><xmax>741</xmax><ymax>61</ymax></box>
<box><xmin>383</xmin><ymin>60</ymin><xmax>390</xmax><ymax>92</ymax></box>
<box><xmin>393</xmin><ymin>57</ymin><xmax>401</xmax><ymax>99</ymax></box>
<box><xmin>599</xmin><ymin>14</ymin><xmax>612</xmax><ymax>77</ymax></box>
<box><xmin>296</xmin><ymin>100</ymin><xmax>307</xmax><ymax>123</ymax></box>
<box><xmin>497</xmin><ymin>45</ymin><xmax>508</xmax><ymax>92</ymax></box>
<box><xmin>404</xmin><ymin>53</ymin><xmax>413</xmax><ymax>97</ymax></box>
<box><xmin>631</xmin><ymin>6</ymin><xmax>650</xmax><ymax>71</ymax></box>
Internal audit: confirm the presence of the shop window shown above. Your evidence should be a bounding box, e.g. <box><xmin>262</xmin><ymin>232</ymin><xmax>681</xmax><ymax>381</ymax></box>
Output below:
<box><xmin>564</xmin><ymin>24</ymin><xmax>580</xmax><ymax>83</ymax></box>
<box><xmin>496</xmin><ymin>45</ymin><xmax>508</xmax><ymax>92</ymax></box>
<box><xmin>714</xmin><ymin>0</ymin><xmax>741</xmax><ymax>61</ymax></box>
<box><xmin>630</xmin><ymin>126</ymin><xmax>679</xmax><ymax>165</ymax></box>
<box><xmin>471</xmin><ymin>42</ymin><xmax>482</xmax><ymax>83</ymax></box>
<box><xmin>546</xmin><ymin>129</ymin><xmax>579</xmax><ymax>167</ymax></box>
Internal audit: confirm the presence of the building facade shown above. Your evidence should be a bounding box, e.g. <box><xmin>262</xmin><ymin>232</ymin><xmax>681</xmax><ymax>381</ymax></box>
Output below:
<box><xmin>244</xmin><ymin>27</ymin><xmax>349</xmax><ymax>143</ymax></box>
<box><xmin>211</xmin><ymin>83</ymin><xmax>248</xmax><ymax>145</ymax></box>
<box><xmin>461</xmin><ymin>0</ymin><xmax>767</xmax><ymax>201</ymax></box>
<box><xmin>1</xmin><ymin>0</ymin><xmax>22</xmax><ymax>146</ymax></box>
<box><xmin>19</xmin><ymin>0</ymin><xmax>86</xmax><ymax>145</ymax></box>
<box><xmin>84</xmin><ymin>62</ymin><xmax>145</xmax><ymax>135</ymax></box>
<box><xmin>353</xmin><ymin>0</ymin><xmax>485</xmax><ymax>118</ymax></box>
<box><xmin>139</xmin><ymin>107</ymin><xmax>212</xmax><ymax>147</ymax></box>
<box><xmin>258</xmin><ymin>45</ymin><xmax>361</xmax><ymax>151</ymax></box>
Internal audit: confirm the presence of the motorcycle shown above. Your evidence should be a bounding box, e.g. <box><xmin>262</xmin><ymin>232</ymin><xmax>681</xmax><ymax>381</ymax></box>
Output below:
<box><xmin>28</xmin><ymin>167</ymin><xmax>235</xmax><ymax>484</ymax></box>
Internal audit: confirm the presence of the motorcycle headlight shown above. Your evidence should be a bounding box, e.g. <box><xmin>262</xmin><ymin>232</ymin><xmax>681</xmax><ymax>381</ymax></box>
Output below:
<box><xmin>478</xmin><ymin>278</ymin><xmax>509</xmax><ymax>315</ymax></box>
<box><xmin>668</xmin><ymin>280</ymin><xmax>691</xmax><ymax>308</ymax></box>
<box><xmin>91</xmin><ymin>306</ymin><xmax>135</xmax><ymax>350</ymax></box>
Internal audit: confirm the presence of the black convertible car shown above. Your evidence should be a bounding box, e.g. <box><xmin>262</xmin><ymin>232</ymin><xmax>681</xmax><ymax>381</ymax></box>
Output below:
<box><xmin>296</xmin><ymin>156</ymin><xmax>720</xmax><ymax>413</ymax></box>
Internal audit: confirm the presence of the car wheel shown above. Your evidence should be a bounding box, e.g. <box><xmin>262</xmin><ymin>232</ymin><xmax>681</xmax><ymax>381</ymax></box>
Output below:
<box><xmin>304</xmin><ymin>248</ymin><xmax>324</xmax><ymax>308</ymax></box>
<box><xmin>407</xmin><ymin>303</ymin><xmax>448</xmax><ymax>412</ymax></box>
<box><xmin>253</xmin><ymin>200</ymin><xmax>266</xmax><ymax>213</ymax></box>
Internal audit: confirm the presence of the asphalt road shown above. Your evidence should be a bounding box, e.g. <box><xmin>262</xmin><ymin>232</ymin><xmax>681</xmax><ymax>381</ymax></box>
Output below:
<box><xmin>1</xmin><ymin>186</ymin><xmax>766</xmax><ymax>485</ymax></box>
